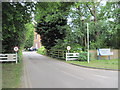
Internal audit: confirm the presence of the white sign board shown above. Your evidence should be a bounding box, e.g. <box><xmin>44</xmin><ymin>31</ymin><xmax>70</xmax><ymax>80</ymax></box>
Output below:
<box><xmin>14</xmin><ymin>46</ymin><xmax>19</xmax><ymax>52</ymax></box>
<box><xmin>97</xmin><ymin>49</ymin><xmax>113</xmax><ymax>56</ymax></box>
<box><xmin>67</xmin><ymin>46</ymin><xmax>71</xmax><ymax>51</ymax></box>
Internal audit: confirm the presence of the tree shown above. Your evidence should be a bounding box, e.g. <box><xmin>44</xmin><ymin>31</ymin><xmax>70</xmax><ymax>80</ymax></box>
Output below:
<box><xmin>24</xmin><ymin>23</ymin><xmax>34</xmax><ymax>49</ymax></box>
<box><xmin>2</xmin><ymin>2</ymin><xmax>35</xmax><ymax>53</ymax></box>
<box><xmin>104</xmin><ymin>2</ymin><xmax>120</xmax><ymax>49</ymax></box>
<box><xmin>35</xmin><ymin>2</ymin><xmax>119</xmax><ymax>51</ymax></box>
<box><xmin>35</xmin><ymin>2</ymin><xmax>73</xmax><ymax>50</ymax></box>
<box><xmin>65</xmin><ymin>2</ymin><xmax>120</xmax><ymax>50</ymax></box>
<box><xmin>36</xmin><ymin>16</ymin><xmax>67</xmax><ymax>50</ymax></box>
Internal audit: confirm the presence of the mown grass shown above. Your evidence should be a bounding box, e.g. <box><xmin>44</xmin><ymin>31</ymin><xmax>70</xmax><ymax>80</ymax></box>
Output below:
<box><xmin>2</xmin><ymin>62</ymin><xmax>22</xmax><ymax>88</ymax></box>
<box><xmin>2</xmin><ymin>50</ymin><xmax>23</xmax><ymax>88</ymax></box>
<box><xmin>66</xmin><ymin>59</ymin><xmax>119</xmax><ymax>70</ymax></box>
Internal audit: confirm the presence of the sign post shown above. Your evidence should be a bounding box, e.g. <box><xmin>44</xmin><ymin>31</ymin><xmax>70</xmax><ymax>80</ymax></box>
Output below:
<box><xmin>14</xmin><ymin>46</ymin><xmax>19</xmax><ymax>63</ymax></box>
<box><xmin>67</xmin><ymin>46</ymin><xmax>71</xmax><ymax>53</ymax></box>
<box><xmin>87</xmin><ymin>23</ymin><xmax>90</xmax><ymax>63</ymax></box>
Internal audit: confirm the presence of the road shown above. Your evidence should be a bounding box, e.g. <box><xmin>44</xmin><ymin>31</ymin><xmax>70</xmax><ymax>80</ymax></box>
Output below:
<box><xmin>21</xmin><ymin>51</ymin><xmax>118</xmax><ymax>88</ymax></box>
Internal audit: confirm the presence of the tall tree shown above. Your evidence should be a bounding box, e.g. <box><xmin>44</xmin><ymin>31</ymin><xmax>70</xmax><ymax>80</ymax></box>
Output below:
<box><xmin>24</xmin><ymin>23</ymin><xmax>34</xmax><ymax>49</ymax></box>
<box><xmin>2</xmin><ymin>2</ymin><xmax>34</xmax><ymax>53</ymax></box>
<box><xmin>35</xmin><ymin>2</ymin><xmax>73</xmax><ymax>50</ymax></box>
<box><xmin>66</xmin><ymin>2</ymin><xmax>120</xmax><ymax>50</ymax></box>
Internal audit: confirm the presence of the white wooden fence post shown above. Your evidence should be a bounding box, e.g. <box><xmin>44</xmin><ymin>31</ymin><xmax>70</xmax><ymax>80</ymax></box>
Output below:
<box><xmin>16</xmin><ymin>52</ymin><xmax>17</xmax><ymax>64</ymax></box>
<box><xmin>66</xmin><ymin>53</ymin><xmax>67</xmax><ymax>61</ymax></box>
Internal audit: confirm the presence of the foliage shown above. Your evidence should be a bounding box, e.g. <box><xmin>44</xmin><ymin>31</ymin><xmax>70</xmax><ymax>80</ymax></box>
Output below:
<box><xmin>50</xmin><ymin>2</ymin><xmax>120</xmax><ymax>52</ymax></box>
<box><xmin>37</xmin><ymin>46</ymin><xmax>46</xmax><ymax>55</ymax></box>
<box><xmin>35</xmin><ymin>2</ymin><xmax>120</xmax><ymax>53</ymax></box>
<box><xmin>3</xmin><ymin>2</ymin><xmax>119</xmax><ymax>55</ymax></box>
<box><xmin>78</xmin><ymin>52</ymin><xmax>87</xmax><ymax>61</ymax></box>
<box><xmin>51</xmin><ymin>41</ymin><xmax>83</xmax><ymax>53</ymax></box>
<box><xmin>104</xmin><ymin>2</ymin><xmax>120</xmax><ymax>49</ymax></box>
<box><xmin>36</xmin><ymin>15</ymin><xmax>67</xmax><ymax>50</ymax></box>
<box><xmin>24</xmin><ymin>23</ymin><xmax>34</xmax><ymax>49</ymax></box>
<box><xmin>2</xmin><ymin>2</ymin><xmax>35</xmax><ymax>53</ymax></box>
<box><xmin>35</xmin><ymin>2</ymin><xmax>73</xmax><ymax>50</ymax></box>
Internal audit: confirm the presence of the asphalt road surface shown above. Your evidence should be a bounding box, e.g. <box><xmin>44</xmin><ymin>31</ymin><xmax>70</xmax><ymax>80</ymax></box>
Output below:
<box><xmin>21</xmin><ymin>51</ymin><xmax>118</xmax><ymax>88</ymax></box>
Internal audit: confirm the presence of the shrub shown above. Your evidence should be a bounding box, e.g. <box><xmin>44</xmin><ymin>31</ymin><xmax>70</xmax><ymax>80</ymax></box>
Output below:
<box><xmin>37</xmin><ymin>46</ymin><xmax>46</xmax><ymax>55</ymax></box>
<box><xmin>78</xmin><ymin>52</ymin><xmax>87</xmax><ymax>61</ymax></box>
<box><xmin>51</xmin><ymin>42</ymin><xmax>83</xmax><ymax>53</ymax></box>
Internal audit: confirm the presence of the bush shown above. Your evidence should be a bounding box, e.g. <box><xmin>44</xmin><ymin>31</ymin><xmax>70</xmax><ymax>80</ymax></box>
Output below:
<box><xmin>18</xmin><ymin>49</ymin><xmax>23</xmax><ymax>62</ymax></box>
<box><xmin>37</xmin><ymin>46</ymin><xmax>46</xmax><ymax>55</ymax></box>
<box><xmin>78</xmin><ymin>52</ymin><xmax>87</xmax><ymax>61</ymax></box>
<box><xmin>51</xmin><ymin>42</ymin><xmax>83</xmax><ymax>53</ymax></box>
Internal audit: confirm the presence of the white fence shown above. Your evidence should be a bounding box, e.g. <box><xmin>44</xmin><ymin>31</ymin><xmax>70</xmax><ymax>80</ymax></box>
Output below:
<box><xmin>0</xmin><ymin>53</ymin><xmax>17</xmax><ymax>63</ymax></box>
<box><xmin>66</xmin><ymin>53</ymin><xmax>79</xmax><ymax>61</ymax></box>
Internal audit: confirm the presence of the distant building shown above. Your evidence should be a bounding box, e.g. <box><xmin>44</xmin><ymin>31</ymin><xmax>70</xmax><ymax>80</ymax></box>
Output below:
<box><xmin>32</xmin><ymin>29</ymin><xmax>41</xmax><ymax>49</ymax></box>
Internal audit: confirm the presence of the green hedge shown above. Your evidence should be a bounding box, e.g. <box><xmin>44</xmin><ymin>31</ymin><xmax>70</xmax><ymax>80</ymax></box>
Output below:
<box><xmin>78</xmin><ymin>52</ymin><xmax>87</xmax><ymax>61</ymax></box>
<box><xmin>37</xmin><ymin>46</ymin><xmax>46</xmax><ymax>55</ymax></box>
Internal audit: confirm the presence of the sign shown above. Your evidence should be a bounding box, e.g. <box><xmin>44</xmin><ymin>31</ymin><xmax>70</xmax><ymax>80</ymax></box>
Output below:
<box><xmin>14</xmin><ymin>46</ymin><xmax>19</xmax><ymax>52</ymax></box>
<box><xmin>67</xmin><ymin>46</ymin><xmax>71</xmax><ymax>51</ymax></box>
<box><xmin>97</xmin><ymin>49</ymin><xmax>113</xmax><ymax>56</ymax></box>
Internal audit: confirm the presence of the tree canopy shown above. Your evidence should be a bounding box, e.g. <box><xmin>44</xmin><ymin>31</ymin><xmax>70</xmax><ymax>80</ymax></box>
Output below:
<box><xmin>2</xmin><ymin>2</ymin><xmax>119</xmax><ymax>53</ymax></box>
<box><xmin>24</xmin><ymin>23</ymin><xmax>34</xmax><ymax>49</ymax></box>
<box><xmin>2</xmin><ymin>2</ymin><xmax>34</xmax><ymax>53</ymax></box>
<box><xmin>35</xmin><ymin>2</ymin><xmax>119</xmax><ymax>51</ymax></box>
<box><xmin>35</xmin><ymin>2</ymin><xmax>73</xmax><ymax>50</ymax></box>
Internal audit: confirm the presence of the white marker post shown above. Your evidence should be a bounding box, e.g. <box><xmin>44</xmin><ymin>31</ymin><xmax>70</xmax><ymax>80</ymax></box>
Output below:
<box><xmin>14</xmin><ymin>46</ymin><xmax>19</xmax><ymax>64</ymax></box>
<box><xmin>67</xmin><ymin>46</ymin><xmax>71</xmax><ymax>53</ymax></box>
<box><xmin>66</xmin><ymin>46</ymin><xmax>71</xmax><ymax>61</ymax></box>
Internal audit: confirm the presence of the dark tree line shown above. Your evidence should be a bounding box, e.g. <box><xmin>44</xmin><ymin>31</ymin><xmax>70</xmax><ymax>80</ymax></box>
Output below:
<box><xmin>2</xmin><ymin>2</ymin><xmax>34</xmax><ymax>53</ymax></box>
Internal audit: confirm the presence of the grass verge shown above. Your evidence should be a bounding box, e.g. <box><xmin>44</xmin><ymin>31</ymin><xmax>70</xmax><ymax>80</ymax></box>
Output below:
<box><xmin>66</xmin><ymin>59</ymin><xmax>119</xmax><ymax>70</ymax></box>
<box><xmin>2</xmin><ymin>62</ymin><xmax>22</xmax><ymax>88</ymax></box>
<box><xmin>2</xmin><ymin>50</ymin><xmax>23</xmax><ymax>88</ymax></box>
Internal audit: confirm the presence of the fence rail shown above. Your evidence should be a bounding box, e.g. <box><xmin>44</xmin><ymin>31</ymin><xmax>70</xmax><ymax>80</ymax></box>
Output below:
<box><xmin>66</xmin><ymin>53</ymin><xmax>79</xmax><ymax>61</ymax></box>
<box><xmin>47</xmin><ymin>49</ymin><xmax>66</xmax><ymax>60</ymax></box>
<box><xmin>47</xmin><ymin>49</ymin><xmax>81</xmax><ymax>61</ymax></box>
<box><xmin>0</xmin><ymin>53</ymin><xmax>17</xmax><ymax>63</ymax></box>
